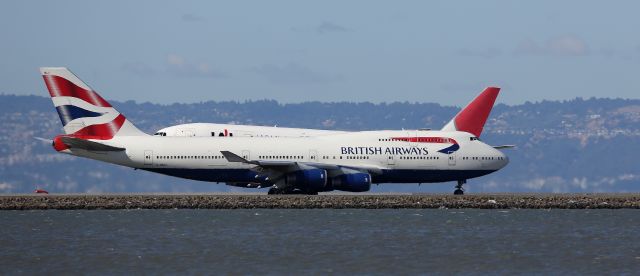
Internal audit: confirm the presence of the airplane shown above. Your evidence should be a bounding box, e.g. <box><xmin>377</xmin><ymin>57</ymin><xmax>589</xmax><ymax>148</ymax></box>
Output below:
<box><xmin>41</xmin><ymin>67</ymin><xmax>510</xmax><ymax>195</ymax></box>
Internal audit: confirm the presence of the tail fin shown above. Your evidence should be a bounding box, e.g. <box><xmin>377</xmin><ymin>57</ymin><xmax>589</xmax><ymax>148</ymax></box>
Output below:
<box><xmin>40</xmin><ymin>67</ymin><xmax>147</xmax><ymax>139</ymax></box>
<box><xmin>441</xmin><ymin>87</ymin><xmax>500</xmax><ymax>137</ymax></box>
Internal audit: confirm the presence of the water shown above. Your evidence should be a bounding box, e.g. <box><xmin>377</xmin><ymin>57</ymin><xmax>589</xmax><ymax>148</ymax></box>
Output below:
<box><xmin>1</xmin><ymin>209</ymin><xmax>639</xmax><ymax>275</ymax></box>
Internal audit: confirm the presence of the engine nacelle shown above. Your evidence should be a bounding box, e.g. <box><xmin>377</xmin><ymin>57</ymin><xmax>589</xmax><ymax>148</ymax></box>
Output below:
<box><xmin>285</xmin><ymin>169</ymin><xmax>327</xmax><ymax>191</ymax></box>
<box><xmin>331</xmin><ymin>173</ymin><xmax>371</xmax><ymax>192</ymax></box>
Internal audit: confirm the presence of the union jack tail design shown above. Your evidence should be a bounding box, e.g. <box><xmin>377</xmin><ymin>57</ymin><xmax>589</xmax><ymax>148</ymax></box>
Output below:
<box><xmin>40</xmin><ymin>67</ymin><xmax>146</xmax><ymax>139</ymax></box>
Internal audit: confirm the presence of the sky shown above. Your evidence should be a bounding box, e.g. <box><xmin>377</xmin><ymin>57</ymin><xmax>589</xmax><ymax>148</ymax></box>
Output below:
<box><xmin>1</xmin><ymin>0</ymin><xmax>639</xmax><ymax>106</ymax></box>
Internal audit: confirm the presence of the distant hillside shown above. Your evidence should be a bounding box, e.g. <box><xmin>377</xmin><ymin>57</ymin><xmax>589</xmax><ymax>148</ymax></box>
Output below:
<box><xmin>1</xmin><ymin>94</ymin><xmax>639</xmax><ymax>193</ymax></box>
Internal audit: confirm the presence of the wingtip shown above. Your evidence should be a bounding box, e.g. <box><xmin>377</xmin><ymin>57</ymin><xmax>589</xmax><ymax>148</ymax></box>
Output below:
<box><xmin>34</xmin><ymin>137</ymin><xmax>53</xmax><ymax>143</ymax></box>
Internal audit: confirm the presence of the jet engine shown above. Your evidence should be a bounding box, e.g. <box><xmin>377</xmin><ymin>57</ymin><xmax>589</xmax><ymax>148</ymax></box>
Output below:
<box><xmin>331</xmin><ymin>173</ymin><xmax>371</xmax><ymax>192</ymax></box>
<box><xmin>285</xmin><ymin>169</ymin><xmax>327</xmax><ymax>191</ymax></box>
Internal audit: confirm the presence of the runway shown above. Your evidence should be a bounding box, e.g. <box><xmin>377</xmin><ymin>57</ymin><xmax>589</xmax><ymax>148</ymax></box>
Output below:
<box><xmin>1</xmin><ymin>194</ymin><xmax>640</xmax><ymax>209</ymax></box>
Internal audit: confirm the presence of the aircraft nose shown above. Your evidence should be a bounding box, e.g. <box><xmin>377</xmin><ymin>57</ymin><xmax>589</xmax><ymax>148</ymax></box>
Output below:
<box><xmin>498</xmin><ymin>151</ymin><xmax>509</xmax><ymax>169</ymax></box>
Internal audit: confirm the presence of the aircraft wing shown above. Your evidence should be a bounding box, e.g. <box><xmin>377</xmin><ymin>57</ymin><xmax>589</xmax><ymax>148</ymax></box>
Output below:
<box><xmin>221</xmin><ymin>151</ymin><xmax>381</xmax><ymax>188</ymax></box>
<box><xmin>492</xmin><ymin>145</ymin><xmax>516</xmax><ymax>149</ymax></box>
<box><xmin>221</xmin><ymin>151</ymin><xmax>294</xmax><ymax>167</ymax></box>
<box><xmin>60</xmin><ymin>136</ymin><xmax>125</xmax><ymax>151</ymax></box>
<box><xmin>221</xmin><ymin>151</ymin><xmax>382</xmax><ymax>173</ymax></box>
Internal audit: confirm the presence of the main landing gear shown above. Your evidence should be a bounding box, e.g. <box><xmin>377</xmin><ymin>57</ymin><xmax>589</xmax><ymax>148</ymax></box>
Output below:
<box><xmin>454</xmin><ymin>180</ymin><xmax>466</xmax><ymax>195</ymax></box>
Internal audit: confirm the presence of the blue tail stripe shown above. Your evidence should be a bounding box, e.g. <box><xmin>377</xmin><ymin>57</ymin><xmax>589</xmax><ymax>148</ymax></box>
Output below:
<box><xmin>55</xmin><ymin>105</ymin><xmax>104</xmax><ymax>126</ymax></box>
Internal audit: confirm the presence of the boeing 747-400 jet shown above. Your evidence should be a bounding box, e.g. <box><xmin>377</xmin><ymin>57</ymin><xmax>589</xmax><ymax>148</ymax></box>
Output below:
<box><xmin>41</xmin><ymin>67</ymin><xmax>510</xmax><ymax>194</ymax></box>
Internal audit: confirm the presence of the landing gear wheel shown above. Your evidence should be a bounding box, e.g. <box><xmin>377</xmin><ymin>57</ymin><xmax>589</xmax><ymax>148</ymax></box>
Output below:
<box><xmin>454</xmin><ymin>180</ymin><xmax>466</xmax><ymax>195</ymax></box>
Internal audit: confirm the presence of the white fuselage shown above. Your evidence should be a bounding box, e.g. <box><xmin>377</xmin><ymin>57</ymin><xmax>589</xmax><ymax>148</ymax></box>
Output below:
<box><xmin>63</xmin><ymin>130</ymin><xmax>508</xmax><ymax>184</ymax></box>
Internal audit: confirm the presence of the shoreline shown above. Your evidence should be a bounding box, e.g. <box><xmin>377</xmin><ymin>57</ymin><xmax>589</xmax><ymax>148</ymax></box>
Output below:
<box><xmin>1</xmin><ymin>194</ymin><xmax>640</xmax><ymax>210</ymax></box>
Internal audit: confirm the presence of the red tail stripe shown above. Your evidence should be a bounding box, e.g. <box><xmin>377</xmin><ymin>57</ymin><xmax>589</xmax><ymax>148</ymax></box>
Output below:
<box><xmin>43</xmin><ymin>75</ymin><xmax>112</xmax><ymax>107</ymax></box>
<box><xmin>72</xmin><ymin>114</ymin><xmax>126</xmax><ymax>139</ymax></box>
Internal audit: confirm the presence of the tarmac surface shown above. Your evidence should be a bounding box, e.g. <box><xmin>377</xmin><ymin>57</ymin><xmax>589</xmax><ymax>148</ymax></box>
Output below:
<box><xmin>1</xmin><ymin>194</ymin><xmax>640</xmax><ymax>209</ymax></box>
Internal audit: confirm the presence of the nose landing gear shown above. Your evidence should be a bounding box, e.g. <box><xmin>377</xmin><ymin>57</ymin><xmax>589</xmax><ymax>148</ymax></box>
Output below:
<box><xmin>454</xmin><ymin>180</ymin><xmax>466</xmax><ymax>195</ymax></box>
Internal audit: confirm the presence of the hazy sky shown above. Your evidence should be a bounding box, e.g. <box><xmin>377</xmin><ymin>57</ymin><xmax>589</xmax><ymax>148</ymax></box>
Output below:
<box><xmin>1</xmin><ymin>1</ymin><xmax>639</xmax><ymax>106</ymax></box>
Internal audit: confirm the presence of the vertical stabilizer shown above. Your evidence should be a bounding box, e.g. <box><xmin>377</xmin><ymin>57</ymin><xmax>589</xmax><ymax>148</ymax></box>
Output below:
<box><xmin>441</xmin><ymin>87</ymin><xmax>500</xmax><ymax>137</ymax></box>
<box><xmin>40</xmin><ymin>67</ymin><xmax>147</xmax><ymax>139</ymax></box>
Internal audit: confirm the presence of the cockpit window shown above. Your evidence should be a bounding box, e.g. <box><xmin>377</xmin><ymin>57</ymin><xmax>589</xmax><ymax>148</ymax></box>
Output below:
<box><xmin>470</xmin><ymin>137</ymin><xmax>480</xmax><ymax>141</ymax></box>
<box><xmin>154</xmin><ymin>132</ymin><xmax>167</xmax><ymax>136</ymax></box>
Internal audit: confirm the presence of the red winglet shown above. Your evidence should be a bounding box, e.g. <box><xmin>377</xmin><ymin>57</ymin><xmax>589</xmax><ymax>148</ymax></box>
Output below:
<box><xmin>451</xmin><ymin>87</ymin><xmax>500</xmax><ymax>137</ymax></box>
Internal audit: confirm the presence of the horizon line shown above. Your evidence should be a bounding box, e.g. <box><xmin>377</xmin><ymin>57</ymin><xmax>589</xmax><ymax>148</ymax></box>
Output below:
<box><xmin>1</xmin><ymin>92</ymin><xmax>639</xmax><ymax>107</ymax></box>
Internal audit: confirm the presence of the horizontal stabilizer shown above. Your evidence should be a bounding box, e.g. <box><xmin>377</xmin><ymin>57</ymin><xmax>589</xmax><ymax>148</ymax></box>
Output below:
<box><xmin>35</xmin><ymin>137</ymin><xmax>53</xmax><ymax>144</ymax></box>
<box><xmin>60</xmin><ymin>136</ymin><xmax>125</xmax><ymax>151</ymax></box>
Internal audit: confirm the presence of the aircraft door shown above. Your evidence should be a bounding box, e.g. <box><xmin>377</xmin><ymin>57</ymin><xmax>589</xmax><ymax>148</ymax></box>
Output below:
<box><xmin>309</xmin><ymin>150</ymin><xmax>318</xmax><ymax>161</ymax></box>
<box><xmin>448</xmin><ymin>152</ymin><xmax>456</xmax><ymax>166</ymax></box>
<box><xmin>144</xmin><ymin>150</ymin><xmax>153</xmax><ymax>165</ymax></box>
<box><xmin>242</xmin><ymin>150</ymin><xmax>250</xmax><ymax>160</ymax></box>
<box><xmin>387</xmin><ymin>154</ymin><xmax>396</xmax><ymax>166</ymax></box>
